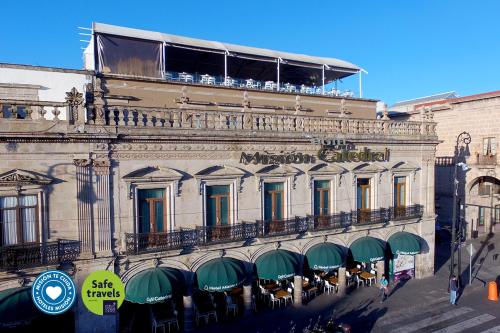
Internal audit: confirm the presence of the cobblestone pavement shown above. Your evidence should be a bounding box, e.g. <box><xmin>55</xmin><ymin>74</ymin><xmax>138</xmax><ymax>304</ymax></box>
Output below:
<box><xmin>197</xmin><ymin>233</ymin><xmax>500</xmax><ymax>333</ymax></box>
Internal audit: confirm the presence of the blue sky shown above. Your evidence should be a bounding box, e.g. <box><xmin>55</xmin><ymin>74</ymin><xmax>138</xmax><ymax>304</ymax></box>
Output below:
<box><xmin>1</xmin><ymin>0</ymin><xmax>499</xmax><ymax>105</ymax></box>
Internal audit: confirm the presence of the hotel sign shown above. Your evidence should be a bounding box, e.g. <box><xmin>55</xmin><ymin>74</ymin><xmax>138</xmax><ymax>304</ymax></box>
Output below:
<box><xmin>318</xmin><ymin>147</ymin><xmax>390</xmax><ymax>163</ymax></box>
<box><xmin>240</xmin><ymin>147</ymin><xmax>389</xmax><ymax>165</ymax></box>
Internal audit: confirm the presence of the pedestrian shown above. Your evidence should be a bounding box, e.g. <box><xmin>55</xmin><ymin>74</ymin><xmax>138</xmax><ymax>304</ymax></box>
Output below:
<box><xmin>379</xmin><ymin>274</ymin><xmax>389</xmax><ymax>303</ymax></box>
<box><xmin>449</xmin><ymin>275</ymin><xmax>459</xmax><ymax>305</ymax></box>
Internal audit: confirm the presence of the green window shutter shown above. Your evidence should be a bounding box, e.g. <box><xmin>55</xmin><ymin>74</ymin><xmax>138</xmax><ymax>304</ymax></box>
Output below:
<box><xmin>264</xmin><ymin>182</ymin><xmax>284</xmax><ymax>220</ymax></box>
<box><xmin>313</xmin><ymin>180</ymin><xmax>330</xmax><ymax>215</ymax></box>
<box><xmin>220</xmin><ymin>195</ymin><xmax>229</xmax><ymax>225</ymax></box>
<box><xmin>138</xmin><ymin>189</ymin><xmax>165</xmax><ymax>233</ymax></box>
<box><xmin>206</xmin><ymin>185</ymin><xmax>230</xmax><ymax>226</ymax></box>
<box><xmin>275</xmin><ymin>190</ymin><xmax>283</xmax><ymax>220</ymax></box>
<box><xmin>206</xmin><ymin>185</ymin><xmax>230</xmax><ymax>195</ymax></box>
<box><xmin>206</xmin><ymin>194</ymin><xmax>217</xmax><ymax>226</ymax></box>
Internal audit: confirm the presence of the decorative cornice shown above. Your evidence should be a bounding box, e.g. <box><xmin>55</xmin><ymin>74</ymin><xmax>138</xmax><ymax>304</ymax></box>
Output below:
<box><xmin>0</xmin><ymin>169</ymin><xmax>52</xmax><ymax>186</ymax></box>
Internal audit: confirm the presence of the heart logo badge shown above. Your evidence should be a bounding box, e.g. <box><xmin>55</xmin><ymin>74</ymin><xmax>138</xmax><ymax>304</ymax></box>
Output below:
<box><xmin>45</xmin><ymin>286</ymin><xmax>62</xmax><ymax>300</ymax></box>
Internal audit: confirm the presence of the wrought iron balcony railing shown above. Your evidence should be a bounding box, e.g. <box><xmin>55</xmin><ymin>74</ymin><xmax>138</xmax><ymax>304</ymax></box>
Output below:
<box><xmin>0</xmin><ymin>239</ymin><xmax>80</xmax><ymax>270</ymax></box>
<box><xmin>124</xmin><ymin>205</ymin><xmax>424</xmax><ymax>255</ymax></box>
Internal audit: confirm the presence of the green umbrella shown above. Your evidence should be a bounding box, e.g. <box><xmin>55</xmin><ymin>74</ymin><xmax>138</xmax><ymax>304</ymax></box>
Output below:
<box><xmin>350</xmin><ymin>237</ymin><xmax>385</xmax><ymax>263</ymax></box>
<box><xmin>255</xmin><ymin>249</ymin><xmax>300</xmax><ymax>280</ymax></box>
<box><xmin>388</xmin><ymin>232</ymin><xmax>421</xmax><ymax>255</ymax></box>
<box><xmin>0</xmin><ymin>287</ymin><xmax>42</xmax><ymax>327</ymax></box>
<box><xmin>306</xmin><ymin>243</ymin><xmax>345</xmax><ymax>271</ymax></box>
<box><xmin>125</xmin><ymin>267</ymin><xmax>185</xmax><ymax>304</ymax></box>
<box><xmin>196</xmin><ymin>257</ymin><xmax>246</xmax><ymax>292</ymax></box>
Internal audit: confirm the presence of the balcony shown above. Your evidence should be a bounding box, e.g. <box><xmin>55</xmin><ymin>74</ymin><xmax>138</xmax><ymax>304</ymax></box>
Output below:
<box><xmin>475</xmin><ymin>154</ymin><xmax>497</xmax><ymax>166</ymax></box>
<box><xmin>0</xmin><ymin>240</ymin><xmax>81</xmax><ymax>270</ymax></box>
<box><xmin>124</xmin><ymin>205</ymin><xmax>423</xmax><ymax>255</ymax></box>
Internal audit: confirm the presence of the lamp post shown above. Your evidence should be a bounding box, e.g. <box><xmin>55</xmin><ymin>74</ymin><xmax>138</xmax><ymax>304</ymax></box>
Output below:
<box><xmin>450</xmin><ymin>131</ymin><xmax>471</xmax><ymax>286</ymax></box>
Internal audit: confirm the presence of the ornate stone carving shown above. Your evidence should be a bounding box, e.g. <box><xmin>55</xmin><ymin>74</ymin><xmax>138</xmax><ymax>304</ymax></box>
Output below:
<box><xmin>66</xmin><ymin>87</ymin><xmax>84</xmax><ymax>122</ymax></box>
<box><xmin>180</xmin><ymin>86</ymin><xmax>190</xmax><ymax>105</ymax></box>
<box><xmin>295</xmin><ymin>95</ymin><xmax>302</xmax><ymax>114</ymax></box>
<box><xmin>93</xmin><ymin>159</ymin><xmax>111</xmax><ymax>175</ymax></box>
<box><xmin>0</xmin><ymin>169</ymin><xmax>52</xmax><ymax>186</ymax></box>
<box><xmin>242</xmin><ymin>91</ymin><xmax>250</xmax><ymax>109</ymax></box>
<box><xmin>339</xmin><ymin>99</ymin><xmax>347</xmax><ymax>118</ymax></box>
<box><xmin>73</xmin><ymin>159</ymin><xmax>91</xmax><ymax>167</ymax></box>
<box><xmin>66</xmin><ymin>87</ymin><xmax>84</xmax><ymax>107</ymax></box>
<box><xmin>381</xmin><ymin>103</ymin><xmax>390</xmax><ymax>120</ymax></box>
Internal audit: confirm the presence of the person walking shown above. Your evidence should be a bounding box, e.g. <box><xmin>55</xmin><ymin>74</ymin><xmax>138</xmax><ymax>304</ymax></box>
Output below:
<box><xmin>449</xmin><ymin>275</ymin><xmax>459</xmax><ymax>305</ymax></box>
<box><xmin>379</xmin><ymin>274</ymin><xmax>389</xmax><ymax>303</ymax></box>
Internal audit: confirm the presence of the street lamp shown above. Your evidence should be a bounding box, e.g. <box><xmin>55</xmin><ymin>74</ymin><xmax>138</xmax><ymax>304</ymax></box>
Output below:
<box><xmin>450</xmin><ymin>131</ymin><xmax>471</xmax><ymax>286</ymax></box>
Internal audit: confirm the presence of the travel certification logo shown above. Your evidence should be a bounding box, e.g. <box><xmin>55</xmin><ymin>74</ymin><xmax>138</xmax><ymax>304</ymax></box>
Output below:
<box><xmin>31</xmin><ymin>270</ymin><xmax>76</xmax><ymax>315</ymax></box>
<box><xmin>81</xmin><ymin>270</ymin><xmax>125</xmax><ymax>315</ymax></box>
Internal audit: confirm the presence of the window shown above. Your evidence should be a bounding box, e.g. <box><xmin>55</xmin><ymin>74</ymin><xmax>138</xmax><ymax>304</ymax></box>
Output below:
<box><xmin>394</xmin><ymin>176</ymin><xmax>407</xmax><ymax>210</ymax></box>
<box><xmin>495</xmin><ymin>205</ymin><xmax>500</xmax><ymax>224</ymax></box>
<box><xmin>357</xmin><ymin>178</ymin><xmax>371</xmax><ymax>222</ymax></box>
<box><xmin>138</xmin><ymin>189</ymin><xmax>166</xmax><ymax>233</ymax></box>
<box><xmin>0</xmin><ymin>195</ymin><xmax>38</xmax><ymax>246</ymax></box>
<box><xmin>206</xmin><ymin>185</ymin><xmax>230</xmax><ymax>226</ymax></box>
<box><xmin>478</xmin><ymin>207</ymin><xmax>485</xmax><ymax>226</ymax></box>
<box><xmin>357</xmin><ymin>178</ymin><xmax>371</xmax><ymax>211</ymax></box>
<box><xmin>264</xmin><ymin>182</ymin><xmax>284</xmax><ymax>221</ymax></box>
<box><xmin>314</xmin><ymin>180</ymin><xmax>330</xmax><ymax>216</ymax></box>
<box><xmin>483</xmin><ymin>137</ymin><xmax>497</xmax><ymax>156</ymax></box>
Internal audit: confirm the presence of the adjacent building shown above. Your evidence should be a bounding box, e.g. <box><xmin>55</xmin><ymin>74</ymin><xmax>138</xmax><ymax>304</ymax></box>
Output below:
<box><xmin>392</xmin><ymin>91</ymin><xmax>500</xmax><ymax>239</ymax></box>
<box><xmin>0</xmin><ymin>23</ymin><xmax>438</xmax><ymax>332</ymax></box>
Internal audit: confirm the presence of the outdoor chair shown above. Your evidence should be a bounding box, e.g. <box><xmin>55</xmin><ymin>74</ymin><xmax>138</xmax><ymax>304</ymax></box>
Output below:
<box><xmin>268</xmin><ymin>293</ymin><xmax>281</xmax><ymax>309</ymax></box>
<box><xmin>226</xmin><ymin>297</ymin><xmax>238</xmax><ymax>317</ymax></box>
<box><xmin>149</xmin><ymin>306</ymin><xmax>166</xmax><ymax>333</ymax></box>
<box><xmin>259</xmin><ymin>285</ymin><xmax>270</xmax><ymax>301</ymax></box>
<box><xmin>283</xmin><ymin>288</ymin><xmax>293</xmax><ymax>305</ymax></box>
<box><xmin>324</xmin><ymin>281</ymin><xmax>336</xmax><ymax>294</ymax></box>
<box><xmin>345</xmin><ymin>271</ymin><xmax>354</xmax><ymax>286</ymax></box>
<box><xmin>355</xmin><ymin>274</ymin><xmax>363</xmax><ymax>287</ymax></box>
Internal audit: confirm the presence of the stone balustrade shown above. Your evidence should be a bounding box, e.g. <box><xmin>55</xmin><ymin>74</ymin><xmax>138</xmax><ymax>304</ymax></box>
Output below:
<box><xmin>0</xmin><ymin>101</ymin><xmax>437</xmax><ymax>140</ymax></box>
<box><xmin>0</xmin><ymin>99</ymin><xmax>68</xmax><ymax>121</ymax></box>
<box><xmin>87</xmin><ymin>105</ymin><xmax>437</xmax><ymax>139</ymax></box>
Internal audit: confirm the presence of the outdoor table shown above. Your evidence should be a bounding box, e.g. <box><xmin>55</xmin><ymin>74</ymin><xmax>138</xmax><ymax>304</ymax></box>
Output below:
<box><xmin>274</xmin><ymin>289</ymin><xmax>289</xmax><ymax>298</ymax></box>
<box><xmin>264</xmin><ymin>284</ymin><xmax>281</xmax><ymax>292</ymax></box>
<box><xmin>349</xmin><ymin>268</ymin><xmax>360</xmax><ymax>274</ymax></box>
<box><xmin>303</xmin><ymin>284</ymin><xmax>318</xmax><ymax>298</ymax></box>
<box><xmin>328</xmin><ymin>276</ymin><xmax>338</xmax><ymax>285</ymax></box>
<box><xmin>359</xmin><ymin>271</ymin><xmax>376</xmax><ymax>285</ymax></box>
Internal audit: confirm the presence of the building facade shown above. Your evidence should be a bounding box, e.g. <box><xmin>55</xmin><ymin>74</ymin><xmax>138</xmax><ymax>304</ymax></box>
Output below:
<box><xmin>392</xmin><ymin>91</ymin><xmax>500</xmax><ymax>239</ymax></box>
<box><xmin>0</xmin><ymin>24</ymin><xmax>438</xmax><ymax>333</ymax></box>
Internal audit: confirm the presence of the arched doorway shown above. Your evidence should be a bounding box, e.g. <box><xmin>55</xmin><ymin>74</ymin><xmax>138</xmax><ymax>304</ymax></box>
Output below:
<box><xmin>466</xmin><ymin>176</ymin><xmax>500</xmax><ymax>237</ymax></box>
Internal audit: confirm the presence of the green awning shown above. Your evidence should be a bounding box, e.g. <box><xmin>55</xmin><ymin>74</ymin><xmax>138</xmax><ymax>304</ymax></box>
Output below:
<box><xmin>306</xmin><ymin>243</ymin><xmax>345</xmax><ymax>271</ymax></box>
<box><xmin>350</xmin><ymin>237</ymin><xmax>385</xmax><ymax>263</ymax></box>
<box><xmin>255</xmin><ymin>249</ymin><xmax>300</xmax><ymax>280</ymax></box>
<box><xmin>125</xmin><ymin>267</ymin><xmax>185</xmax><ymax>304</ymax></box>
<box><xmin>388</xmin><ymin>232</ymin><xmax>421</xmax><ymax>255</ymax></box>
<box><xmin>0</xmin><ymin>287</ymin><xmax>42</xmax><ymax>327</ymax></box>
<box><xmin>196</xmin><ymin>257</ymin><xmax>246</xmax><ymax>292</ymax></box>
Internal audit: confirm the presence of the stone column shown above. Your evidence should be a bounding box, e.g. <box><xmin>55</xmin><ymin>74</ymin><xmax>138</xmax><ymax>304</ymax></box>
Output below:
<box><xmin>183</xmin><ymin>294</ymin><xmax>194</xmax><ymax>332</ymax></box>
<box><xmin>293</xmin><ymin>275</ymin><xmax>303</xmax><ymax>306</ymax></box>
<box><xmin>337</xmin><ymin>267</ymin><xmax>346</xmax><ymax>295</ymax></box>
<box><xmin>74</xmin><ymin>260</ymin><xmax>117</xmax><ymax>333</ymax></box>
<box><xmin>74</xmin><ymin>159</ymin><xmax>94</xmax><ymax>255</ymax></box>
<box><xmin>243</xmin><ymin>284</ymin><xmax>253</xmax><ymax>316</ymax></box>
<box><xmin>376</xmin><ymin>260</ymin><xmax>385</xmax><ymax>281</ymax></box>
<box><xmin>93</xmin><ymin>159</ymin><xmax>113</xmax><ymax>255</ymax></box>
<box><xmin>426</xmin><ymin>157</ymin><xmax>436</xmax><ymax>216</ymax></box>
